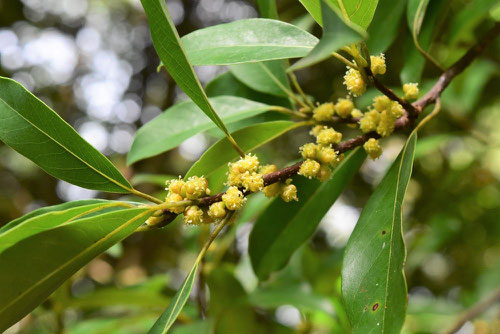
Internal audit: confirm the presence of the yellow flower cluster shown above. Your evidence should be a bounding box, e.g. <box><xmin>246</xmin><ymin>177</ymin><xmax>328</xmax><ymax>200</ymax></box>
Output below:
<box><xmin>358</xmin><ymin>95</ymin><xmax>404</xmax><ymax>137</ymax></box>
<box><xmin>403</xmin><ymin>83</ymin><xmax>419</xmax><ymax>100</ymax></box>
<box><xmin>335</xmin><ymin>97</ymin><xmax>354</xmax><ymax>118</ymax></box>
<box><xmin>363</xmin><ymin>138</ymin><xmax>382</xmax><ymax>160</ymax></box>
<box><xmin>344</xmin><ymin>68</ymin><xmax>366</xmax><ymax>96</ymax></box>
<box><xmin>258</xmin><ymin>164</ymin><xmax>298</xmax><ymax>202</ymax></box>
<box><xmin>222</xmin><ymin>186</ymin><xmax>246</xmax><ymax>210</ymax></box>
<box><xmin>370</xmin><ymin>54</ymin><xmax>386</xmax><ymax>75</ymax></box>
<box><xmin>298</xmin><ymin>125</ymin><xmax>344</xmax><ymax>181</ymax></box>
<box><xmin>164</xmin><ymin>176</ymin><xmax>213</xmax><ymax>225</ymax></box>
<box><xmin>227</xmin><ymin>154</ymin><xmax>263</xmax><ymax>193</ymax></box>
<box><xmin>313</xmin><ymin>102</ymin><xmax>335</xmax><ymax>122</ymax></box>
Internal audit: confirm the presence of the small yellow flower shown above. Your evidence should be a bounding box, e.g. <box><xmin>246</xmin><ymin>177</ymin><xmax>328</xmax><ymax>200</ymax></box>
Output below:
<box><xmin>298</xmin><ymin>159</ymin><xmax>321</xmax><ymax>179</ymax></box>
<box><xmin>388</xmin><ymin>101</ymin><xmax>404</xmax><ymax>118</ymax></box>
<box><xmin>165</xmin><ymin>192</ymin><xmax>184</xmax><ymax>214</ymax></box>
<box><xmin>167</xmin><ymin>178</ymin><xmax>184</xmax><ymax>195</ymax></box>
<box><xmin>184</xmin><ymin>176</ymin><xmax>210</xmax><ymax>199</ymax></box>
<box><xmin>376</xmin><ymin>110</ymin><xmax>396</xmax><ymax>137</ymax></box>
<box><xmin>335</xmin><ymin>98</ymin><xmax>354</xmax><ymax>118</ymax></box>
<box><xmin>238</xmin><ymin>154</ymin><xmax>260</xmax><ymax>173</ymax></box>
<box><xmin>300</xmin><ymin>143</ymin><xmax>318</xmax><ymax>160</ymax></box>
<box><xmin>280</xmin><ymin>184</ymin><xmax>298</xmax><ymax>202</ymax></box>
<box><xmin>370</xmin><ymin>54</ymin><xmax>386</xmax><ymax>75</ymax></box>
<box><xmin>208</xmin><ymin>202</ymin><xmax>226</xmax><ymax>220</ymax></box>
<box><xmin>222</xmin><ymin>186</ymin><xmax>246</xmax><ymax>210</ymax></box>
<box><xmin>359</xmin><ymin>109</ymin><xmax>380</xmax><ymax>133</ymax></box>
<box><xmin>316</xmin><ymin>164</ymin><xmax>332</xmax><ymax>181</ymax></box>
<box><xmin>316</xmin><ymin>128</ymin><xmax>342</xmax><ymax>145</ymax></box>
<box><xmin>241</xmin><ymin>172</ymin><xmax>264</xmax><ymax>192</ymax></box>
<box><xmin>403</xmin><ymin>83</ymin><xmax>419</xmax><ymax>100</ymax></box>
<box><xmin>263</xmin><ymin>183</ymin><xmax>282</xmax><ymax>198</ymax></box>
<box><xmin>310</xmin><ymin>125</ymin><xmax>325</xmax><ymax>137</ymax></box>
<box><xmin>373</xmin><ymin>95</ymin><xmax>391</xmax><ymax>112</ymax></box>
<box><xmin>260</xmin><ymin>164</ymin><xmax>277</xmax><ymax>174</ymax></box>
<box><xmin>184</xmin><ymin>205</ymin><xmax>204</xmax><ymax>225</ymax></box>
<box><xmin>351</xmin><ymin>108</ymin><xmax>363</xmax><ymax>119</ymax></box>
<box><xmin>313</xmin><ymin>103</ymin><xmax>335</xmax><ymax>122</ymax></box>
<box><xmin>344</xmin><ymin>68</ymin><xmax>366</xmax><ymax>96</ymax></box>
<box><xmin>316</xmin><ymin>146</ymin><xmax>338</xmax><ymax>165</ymax></box>
<box><xmin>363</xmin><ymin>138</ymin><xmax>382</xmax><ymax>160</ymax></box>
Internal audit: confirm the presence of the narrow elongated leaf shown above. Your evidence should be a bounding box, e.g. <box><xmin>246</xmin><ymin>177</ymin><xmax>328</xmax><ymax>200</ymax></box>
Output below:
<box><xmin>0</xmin><ymin>199</ymin><xmax>107</xmax><ymax>234</ymax></box>
<box><xmin>140</xmin><ymin>0</ymin><xmax>235</xmax><ymax>148</ymax></box>
<box><xmin>249</xmin><ymin>148</ymin><xmax>366</xmax><ymax>280</ymax></box>
<box><xmin>0</xmin><ymin>202</ymin><xmax>131</xmax><ymax>255</ymax></box>
<box><xmin>0</xmin><ymin>207</ymin><xmax>152</xmax><ymax>331</ymax></box>
<box><xmin>205</xmin><ymin>71</ymin><xmax>290</xmax><ymax>107</ymax></box>
<box><xmin>257</xmin><ymin>0</ymin><xmax>279</xmax><ymax>19</ymax></box>
<box><xmin>289</xmin><ymin>1</ymin><xmax>365</xmax><ymax>71</ymax></box>
<box><xmin>299</xmin><ymin>0</ymin><xmax>323</xmax><ymax>26</ymax></box>
<box><xmin>300</xmin><ymin>0</ymin><xmax>379</xmax><ymax>29</ymax></box>
<box><xmin>0</xmin><ymin>77</ymin><xmax>132</xmax><ymax>193</ymax></box>
<box><xmin>148</xmin><ymin>262</ymin><xmax>199</xmax><ymax>333</ymax></box>
<box><xmin>342</xmin><ymin>132</ymin><xmax>417</xmax><ymax>333</ymax></box>
<box><xmin>128</xmin><ymin>96</ymin><xmax>273</xmax><ymax>164</ymax></box>
<box><xmin>186</xmin><ymin>121</ymin><xmax>304</xmax><ymax>193</ymax></box>
<box><xmin>181</xmin><ymin>19</ymin><xmax>318</xmax><ymax>65</ymax></box>
<box><xmin>366</xmin><ymin>0</ymin><xmax>406</xmax><ymax>54</ymax></box>
<box><xmin>230</xmin><ymin>61</ymin><xmax>290</xmax><ymax>97</ymax></box>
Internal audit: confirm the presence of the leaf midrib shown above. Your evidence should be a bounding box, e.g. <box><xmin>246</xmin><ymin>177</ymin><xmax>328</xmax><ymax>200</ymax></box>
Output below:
<box><xmin>0</xmin><ymin>209</ymin><xmax>151</xmax><ymax>317</ymax></box>
<box><xmin>0</xmin><ymin>97</ymin><xmax>131</xmax><ymax>193</ymax></box>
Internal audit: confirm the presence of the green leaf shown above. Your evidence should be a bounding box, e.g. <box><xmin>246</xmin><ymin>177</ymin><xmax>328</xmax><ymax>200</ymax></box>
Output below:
<box><xmin>0</xmin><ymin>202</ymin><xmax>131</xmax><ymax>255</ymax></box>
<box><xmin>337</xmin><ymin>0</ymin><xmax>379</xmax><ymax>29</ymax></box>
<box><xmin>257</xmin><ymin>0</ymin><xmax>279</xmax><ymax>19</ymax></box>
<box><xmin>342</xmin><ymin>132</ymin><xmax>417</xmax><ymax>333</ymax></box>
<box><xmin>0</xmin><ymin>207</ymin><xmax>152</xmax><ymax>331</ymax></box>
<box><xmin>205</xmin><ymin>71</ymin><xmax>290</xmax><ymax>107</ymax></box>
<box><xmin>230</xmin><ymin>61</ymin><xmax>291</xmax><ymax>97</ymax></box>
<box><xmin>299</xmin><ymin>0</ymin><xmax>323</xmax><ymax>26</ymax></box>
<box><xmin>0</xmin><ymin>199</ymin><xmax>107</xmax><ymax>234</ymax></box>
<box><xmin>181</xmin><ymin>19</ymin><xmax>318</xmax><ymax>65</ymax></box>
<box><xmin>127</xmin><ymin>96</ymin><xmax>272</xmax><ymax>164</ymax></box>
<box><xmin>401</xmin><ymin>0</ymin><xmax>446</xmax><ymax>82</ymax></box>
<box><xmin>148</xmin><ymin>262</ymin><xmax>199</xmax><ymax>333</ymax></box>
<box><xmin>0</xmin><ymin>77</ymin><xmax>132</xmax><ymax>193</ymax></box>
<box><xmin>289</xmin><ymin>1</ymin><xmax>365</xmax><ymax>72</ymax></box>
<box><xmin>140</xmin><ymin>0</ymin><xmax>237</xmax><ymax>152</ymax></box>
<box><xmin>186</xmin><ymin>121</ymin><xmax>304</xmax><ymax>193</ymax></box>
<box><xmin>366</xmin><ymin>0</ymin><xmax>406</xmax><ymax>54</ymax></box>
<box><xmin>249</xmin><ymin>148</ymin><xmax>366</xmax><ymax>280</ymax></box>
<box><xmin>300</xmin><ymin>0</ymin><xmax>379</xmax><ymax>29</ymax></box>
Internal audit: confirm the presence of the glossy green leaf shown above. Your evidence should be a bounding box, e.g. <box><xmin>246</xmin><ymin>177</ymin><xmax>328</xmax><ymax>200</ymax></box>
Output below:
<box><xmin>230</xmin><ymin>60</ymin><xmax>290</xmax><ymax>97</ymax></box>
<box><xmin>289</xmin><ymin>1</ymin><xmax>365</xmax><ymax>71</ymax></box>
<box><xmin>0</xmin><ymin>202</ymin><xmax>131</xmax><ymax>255</ymax></box>
<box><xmin>257</xmin><ymin>0</ymin><xmax>279</xmax><ymax>19</ymax></box>
<box><xmin>401</xmin><ymin>0</ymin><xmax>446</xmax><ymax>82</ymax></box>
<box><xmin>148</xmin><ymin>262</ymin><xmax>199</xmax><ymax>333</ymax></box>
<box><xmin>0</xmin><ymin>207</ymin><xmax>152</xmax><ymax>331</ymax></box>
<box><xmin>140</xmin><ymin>0</ymin><xmax>235</xmax><ymax>150</ymax></box>
<box><xmin>366</xmin><ymin>0</ymin><xmax>406</xmax><ymax>54</ymax></box>
<box><xmin>300</xmin><ymin>0</ymin><xmax>379</xmax><ymax>29</ymax></box>
<box><xmin>342</xmin><ymin>132</ymin><xmax>417</xmax><ymax>333</ymax></box>
<box><xmin>186</xmin><ymin>121</ymin><xmax>304</xmax><ymax>193</ymax></box>
<box><xmin>249</xmin><ymin>148</ymin><xmax>366</xmax><ymax>280</ymax></box>
<box><xmin>0</xmin><ymin>199</ymin><xmax>107</xmax><ymax>234</ymax></box>
<box><xmin>128</xmin><ymin>96</ymin><xmax>272</xmax><ymax>164</ymax></box>
<box><xmin>299</xmin><ymin>0</ymin><xmax>323</xmax><ymax>26</ymax></box>
<box><xmin>205</xmin><ymin>71</ymin><xmax>290</xmax><ymax>107</ymax></box>
<box><xmin>0</xmin><ymin>77</ymin><xmax>132</xmax><ymax>193</ymax></box>
<box><xmin>181</xmin><ymin>19</ymin><xmax>318</xmax><ymax>65</ymax></box>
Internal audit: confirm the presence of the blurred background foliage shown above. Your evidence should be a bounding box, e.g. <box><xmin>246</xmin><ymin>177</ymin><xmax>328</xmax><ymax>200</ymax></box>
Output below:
<box><xmin>0</xmin><ymin>0</ymin><xmax>499</xmax><ymax>333</ymax></box>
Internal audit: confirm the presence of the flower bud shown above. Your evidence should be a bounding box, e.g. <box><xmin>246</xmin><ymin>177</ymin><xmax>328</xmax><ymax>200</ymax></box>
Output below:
<box><xmin>165</xmin><ymin>192</ymin><xmax>184</xmax><ymax>214</ymax></box>
<box><xmin>370</xmin><ymin>54</ymin><xmax>386</xmax><ymax>75</ymax></box>
<box><xmin>313</xmin><ymin>103</ymin><xmax>335</xmax><ymax>122</ymax></box>
<box><xmin>403</xmin><ymin>83</ymin><xmax>419</xmax><ymax>100</ymax></box>
<box><xmin>184</xmin><ymin>205</ymin><xmax>204</xmax><ymax>225</ymax></box>
<box><xmin>280</xmin><ymin>184</ymin><xmax>298</xmax><ymax>202</ymax></box>
<box><xmin>316</xmin><ymin>128</ymin><xmax>342</xmax><ymax>145</ymax></box>
<box><xmin>316</xmin><ymin>164</ymin><xmax>332</xmax><ymax>181</ymax></box>
<box><xmin>299</xmin><ymin>159</ymin><xmax>321</xmax><ymax>179</ymax></box>
<box><xmin>335</xmin><ymin>98</ymin><xmax>354</xmax><ymax>118</ymax></box>
<box><xmin>208</xmin><ymin>202</ymin><xmax>226</xmax><ymax>220</ymax></box>
<box><xmin>222</xmin><ymin>186</ymin><xmax>246</xmax><ymax>210</ymax></box>
<box><xmin>300</xmin><ymin>143</ymin><xmax>318</xmax><ymax>160</ymax></box>
<box><xmin>363</xmin><ymin>138</ymin><xmax>382</xmax><ymax>160</ymax></box>
<box><xmin>344</xmin><ymin>68</ymin><xmax>366</xmax><ymax>96</ymax></box>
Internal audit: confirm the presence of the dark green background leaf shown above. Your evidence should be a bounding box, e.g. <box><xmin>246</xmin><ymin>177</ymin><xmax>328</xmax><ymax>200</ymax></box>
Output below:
<box><xmin>342</xmin><ymin>132</ymin><xmax>417</xmax><ymax>333</ymax></box>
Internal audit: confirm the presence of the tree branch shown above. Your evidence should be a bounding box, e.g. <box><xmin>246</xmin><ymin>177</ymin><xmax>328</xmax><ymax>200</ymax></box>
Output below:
<box><xmin>441</xmin><ymin>288</ymin><xmax>500</xmax><ymax>334</ymax></box>
<box><xmin>151</xmin><ymin>23</ymin><xmax>499</xmax><ymax>228</ymax></box>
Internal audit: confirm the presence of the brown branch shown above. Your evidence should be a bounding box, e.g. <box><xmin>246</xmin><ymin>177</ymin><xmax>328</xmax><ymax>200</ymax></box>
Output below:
<box><xmin>152</xmin><ymin>24</ymin><xmax>498</xmax><ymax>228</ymax></box>
<box><xmin>415</xmin><ymin>22</ymin><xmax>500</xmax><ymax>111</ymax></box>
<box><xmin>441</xmin><ymin>288</ymin><xmax>500</xmax><ymax>334</ymax></box>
